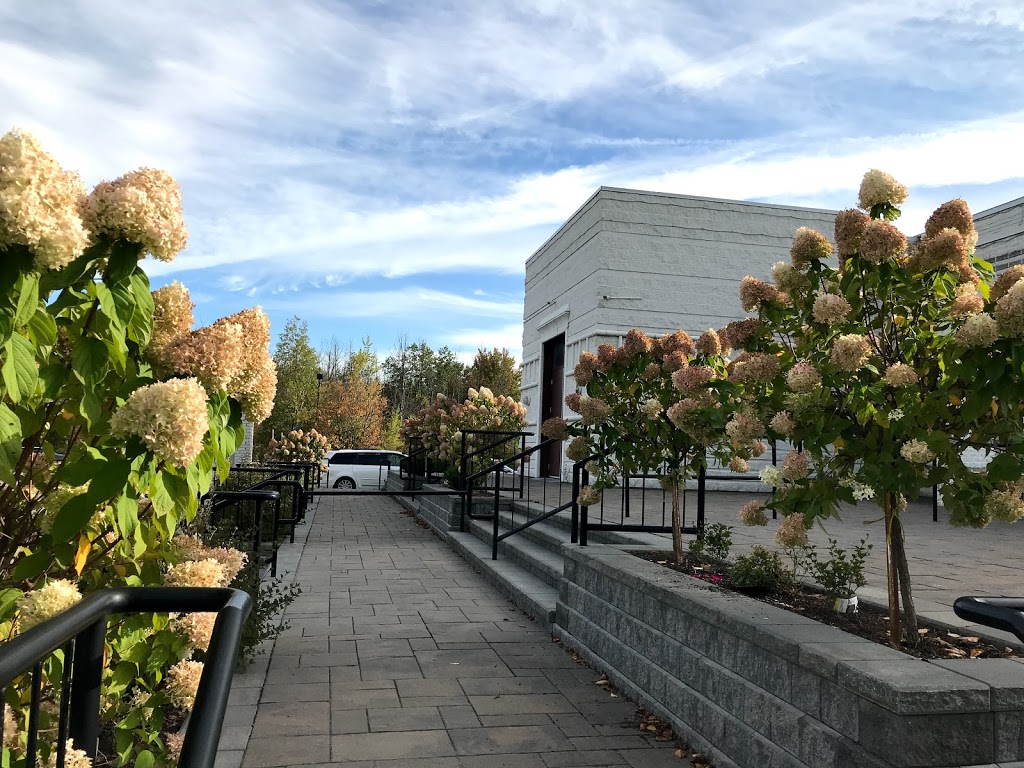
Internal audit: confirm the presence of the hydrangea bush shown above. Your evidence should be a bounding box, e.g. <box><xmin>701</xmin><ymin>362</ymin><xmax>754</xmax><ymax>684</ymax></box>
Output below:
<box><xmin>733</xmin><ymin>168</ymin><xmax>1022</xmax><ymax>645</ymax></box>
<box><xmin>0</xmin><ymin>129</ymin><xmax>276</xmax><ymax>766</ymax></box>
<box><xmin>543</xmin><ymin>328</ymin><xmax>763</xmax><ymax>562</ymax></box>
<box><xmin>265</xmin><ymin>428</ymin><xmax>331</xmax><ymax>464</ymax></box>
<box><xmin>401</xmin><ymin>387</ymin><xmax>528</xmax><ymax>483</ymax></box>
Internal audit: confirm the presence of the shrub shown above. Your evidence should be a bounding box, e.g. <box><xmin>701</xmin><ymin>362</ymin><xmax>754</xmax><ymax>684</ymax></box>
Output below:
<box><xmin>688</xmin><ymin>523</ymin><xmax>733</xmax><ymax>561</ymax></box>
<box><xmin>803</xmin><ymin>537</ymin><xmax>872</xmax><ymax>601</ymax></box>
<box><xmin>266</xmin><ymin>428</ymin><xmax>330</xmax><ymax>464</ymax></box>
<box><xmin>730</xmin><ymin>546</ymin><xmax>796</xmax><ymax>594</ymax></box>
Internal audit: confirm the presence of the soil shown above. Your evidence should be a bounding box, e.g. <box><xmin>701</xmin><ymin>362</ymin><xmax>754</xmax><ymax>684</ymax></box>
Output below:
<box><xmin>634</xmin><ymin>550</ymin><xmax>1021</xmax><ymax>661</ymax></box>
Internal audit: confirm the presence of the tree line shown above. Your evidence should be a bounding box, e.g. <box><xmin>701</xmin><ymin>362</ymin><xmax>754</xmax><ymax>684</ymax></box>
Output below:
<box><xmin>254</xmin><ymin>317</ymin><xmax>521</xmax><ymax>452</ymax></box>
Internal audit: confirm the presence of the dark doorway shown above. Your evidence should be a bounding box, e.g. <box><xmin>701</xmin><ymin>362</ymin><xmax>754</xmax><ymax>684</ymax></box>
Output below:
<box><xmin>540</xmin><ymin>334</ymin><xmax>565</xmax><ymax>477</ymax></box>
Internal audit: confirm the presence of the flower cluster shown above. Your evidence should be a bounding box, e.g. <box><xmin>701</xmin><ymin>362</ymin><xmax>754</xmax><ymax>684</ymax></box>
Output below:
<box><xmin>771</xmin><ymin>261</ymin><xmax>803</xmax><ymax>295</ymax></box>
<box><xmin>857</xmin><ymin>169</ymin><xmax>908</xmax><ymax>211</ymax></box>
<box><xmin>165</xmin><ymin>558</ymin><xmax>227</xmax><ymax>588</ymax></box>
<box><xmin>786</xmin><ymin>362</ymin><xmax>821</xmax><ymax>393</ymax></box>
<box><xmin>3</xmin><ymin>704</ymin><xmax>17</xmax><ymax>749</ymax></box>
<box><xmin>17</xmin><ymin>579</ymin><xmax>82</xmax><ymax>632</ymax></box>
<box><xmin>724</xmin><ymin>411</ymin><xmax>764</xmax><ymax>444</ymax></box>
<box><xmin>695</xmin><ymin>329</ymin><xmax>722</xmax><ymax>356</ymax></box>
<box><xmin>83</xmin><ymin>168</ymin><xmax>187</xmax><ymax>262</ymax></box>
<box><xmin>790</xmin><ymin>227</ymin><xmax>834</xmax><ymax>268</ymax></box>
<box><xmin>729</xmin><ymin>352</ymin><xmax>779</xmax><ymax>384</ymax></box>
<box><xmin>774</xmin><ymin>514</ymin><xmax>809</xmax><ymax>548</ymax></box>
<box><xmin>883</xmin><ymin>363</ymin><xmax>918</xmax><ymax>387</ymax></box>
<box><xmin>47</xmin><ymin>740</ymin><xmax>92</xmax><ymax>768</ymax></box>
<box><xmin>811</xmin><ymin>292</ymin><xmax>851</xmax><ymax>324</ymax></box>
<box><xmin>955</xmin><ymin>313</ymin><xmax>999</xmax><ymax>348</ymax></box>
<box><xmin>672</xmin><ymin>366</ymin><xmax>714</xmax><ymax>392</ymax></box>
<box><xmin>110</xmin><ymin>378</ymin><xmax>210</xmax><ymax>466</ymax></box>
<box><xmin>166</xmin><ymin>659</ymin><xmax>204</xmax><ymax>709</ymax></box>
<box><xmin>860</xmin><ymin>220</ymin><xmax>907</xmax><ymax>264</ymax></box>
<box><xmin>739</xmin><ymin>276</ymin><xmax>784</xmax><ymax>312</ymax></box>
<box><xmin>265</xmin><ymin>429</ymin><xmax>331</xmax><ymax>464</ymax></box>
<box><xmin>150</xmin><ymin>282</ymin><xmax>195</xmax><ymax>358</ymax></box>
<box><xmin>171</xmin><ymin>612</ymin><xmax>218</xmax><ymax>651</ymax></box>
<box><xmin>781</xmin><ymin>450</ymin><xmax>811</xmax><ymax>482</ymax></box>
<box><xmin>541</xmin><ymin>417</ymin><xmax>570</xmax><ymax>440</ymax></box>
<box><xmin>769</xmin><ymin>411</ymin><xmax>795</xmax><ymax>436</ymax></box>
<box><xmin>900</xmin><ymin>439</ymin><xmax>935</xmax><ymax>465</ymax></box>
<box><xmin>739</xmin><ymin>499</ymin><xmax>768</xmax><ymax>526</ymax></box>
<box><xmin>0</xmin><ymin>129</ymin><xmax>89</xmax><ymax>270</ymax></box>
<box><xmin>830</xmin><ymin>334</ymin><xmax>872</xmax><ymax>372</ymax></box>
<box><xmin>577</xmin><ymin>485</ymin><xmax>601</xmax><ymax>507</ymax></box>
<box><xmin>984</xmin><ymin>481</ymin><xmax>1024</xmax><ymax>523</ymax></box>
<box><xmin>172</xmin><ymin>534</ymin><xmax>247</xmax><ymax>583</ymax></box>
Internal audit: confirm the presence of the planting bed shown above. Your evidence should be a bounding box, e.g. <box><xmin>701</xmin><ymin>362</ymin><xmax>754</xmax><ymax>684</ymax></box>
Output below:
<box><xmin>634</xmin><ymin>550</ymin><xmax>1020</xmax><ymax>661</ymax></box>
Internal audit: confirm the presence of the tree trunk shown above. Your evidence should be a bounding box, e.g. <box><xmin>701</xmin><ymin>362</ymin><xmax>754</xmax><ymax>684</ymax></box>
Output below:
<box><xmin>891</xmin><ymin>511</ymin><xmax>919</xmax><ymax>643</ymax></box>
<box><xmin>671</xmin><ymin>478</ymin><xmax>683</xmax><ymax>565</ymax></box>
<box><xmin>883</xmin><ymin>493</ymin><xmax>902</xmax><ymax>646</ymax></box>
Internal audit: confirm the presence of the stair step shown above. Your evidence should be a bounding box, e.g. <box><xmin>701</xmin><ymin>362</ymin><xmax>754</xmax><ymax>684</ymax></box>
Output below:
<box><xmin>444</xmin><ymin>531</ymin><xmax>558</xmax><ymax>627</ymax></box>
<box><xmin>467</xmin><ymin>517</ymin><xmax>564</xmax><ymax>589</ymax></box>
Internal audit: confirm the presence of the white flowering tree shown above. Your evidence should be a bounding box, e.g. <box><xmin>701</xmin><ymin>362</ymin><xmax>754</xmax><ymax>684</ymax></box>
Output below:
<box><xmin>0</xmin><ymin>130</ymin><xmax>276</xmax><ymax>766</ymax></box>
<box><xmin>544</xmin><ymin>329</ymin><xmax>763</xmax><ymax>563</ymax></box>
<box><xmin>733</xmin><ymin>168</ymin><xmax>1024</xmax><ymax>646</ymax></box>
<box><xmin>265</xmin><ymin>428</ymin><xmax>331</xmax><ymax>464</ymax></box>
<box><xmin>401</xmin><ymin>387</ymin><xmax>528</xmax><ymax>484</ymax></box>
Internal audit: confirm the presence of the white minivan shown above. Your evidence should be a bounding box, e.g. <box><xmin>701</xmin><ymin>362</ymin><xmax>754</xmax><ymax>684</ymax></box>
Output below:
<box><xmin>324</xmin><ymin>449</ymin><xmax>406</xmax><ymax>490</ymax></box>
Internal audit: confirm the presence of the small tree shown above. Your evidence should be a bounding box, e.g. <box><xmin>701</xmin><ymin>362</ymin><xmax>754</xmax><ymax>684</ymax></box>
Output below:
<box><xmin>543</xmin><ymin>329</ymin><xmax>762</xmax><ymax>563</ymax></box>
<box><xmin>256</xmin><ymin>316</ymin><xmax>319</xmax><ymax>445</ymax></box>
<box><xmin>465</xmin><ymin>347</ymin><xmax>521</xmax><ymax>400</ymax></box>
<box><xmin>735</xmin><ymin>168</ymin><xmax>1024</xmax><ymax>646</ymax></box>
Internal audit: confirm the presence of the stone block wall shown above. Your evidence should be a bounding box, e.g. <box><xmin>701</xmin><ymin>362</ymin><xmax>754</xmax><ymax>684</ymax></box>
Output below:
<box><xmin>555</xmin><ymin>545</ymin><xmax>1024</xmax><ymax>768</ymax></box>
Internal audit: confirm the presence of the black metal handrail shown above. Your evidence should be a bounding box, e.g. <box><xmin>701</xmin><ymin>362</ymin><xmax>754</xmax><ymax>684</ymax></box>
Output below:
<box><xmin>0</xmin><ymin>587</ymin><xmax>252</xmax><ymax>768</ymax></box>
<box><xmin>210</xmin><ymin>489</ymin><xmax>282</xmax><ymax>576</ymax></box>
<box><xmin>953</xmin><ymin>597</ymin><xmax>1024</xmax><ymax>643</ymax></box>
<box><xmin>245</xmin><ymin>478</ymin><xmax>305</xmax><ymax>544</ymax></box>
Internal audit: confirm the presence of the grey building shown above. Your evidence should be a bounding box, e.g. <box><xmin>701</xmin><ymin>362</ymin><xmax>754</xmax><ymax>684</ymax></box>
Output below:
<box><xmin>976</xmin><ymin>195</ymin><xmax>1024</xmax><ymax>273</ymax></box>
<box><xmin>520</xmin><ymin>186</ymin><xmax>837</xmax><ymax>479</ymax></box>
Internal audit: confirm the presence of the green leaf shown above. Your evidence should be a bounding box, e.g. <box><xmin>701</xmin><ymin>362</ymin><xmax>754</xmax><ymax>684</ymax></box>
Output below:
<box><xmin>38</xmin><ymin>363</ymin><xmax>68</xmax><ymax>399</ymax></box>
<box><xmin>127</xmin><ymin>272</ymin><xmax>153</xmax><ymax>346</ymax></box>
<box><xmin>12</xmin><ymin>550</ymin><xmax>51</xmax><ymax>581</ymax></box>
<box><xmin>27</xmin><ymin>310</ymin><xmax>57</xmax><ymax>350</ymax></box>
<box><xmin>108</xmin><ymin>660</ymin><xmax>138</xmax><ymax>694</ymax></box>
<box><xmin>148</xmin><ymin>473</ymin><xmax>174</xmax><ymax>518</ymax></box>
<box><xmin>987</xmin><ymin>453</ymin><xmax>1021</xmax><ymax>483</ymax></box>
<box><xmin>51</xmin><ymin>493</ymin><xmax>97</xmax><ymax>540</ymax></box>
<box><xmin>0</xmin><ymin>403</ymin><xmax>21</xmax><ymax>485</ymax></box>
<box><xmin>2</xmin><ymin>334</ymin><xmax>38</xmax><ymax>403</ymax></box>
<box><xmin>87</xmin><ymin>456</ymin><xmax>131</xmax><ymax>503</ymax></box>
<box><xmin>104</xmin><ymin>241</ymin><xmax>143</xmax><ymax>284</ymax></box>
<box><xmin>14</xmin><ymin>274</ymin><xmax>39</xmax><ymax>327</ymax></box>
<box><xmin>72</xmin><ymin>337</ymin><xmax>109</xmax><ymax>385</ymax></box>
<box><xmin>115</xmin><ymin>494</ymin><xmax>139</xmax><ymax>539</ymax></box>
<box><xmin>80</xmin><ymin>390</ymin><xmax>102</xmax><ymax>429</ymax></box>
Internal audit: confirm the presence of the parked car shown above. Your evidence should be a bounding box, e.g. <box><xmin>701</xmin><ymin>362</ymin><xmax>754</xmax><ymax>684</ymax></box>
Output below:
<box><xmin>324</xmin><ymin>449</ymin><xmax>406</xmax><ymax>490</ymax></box>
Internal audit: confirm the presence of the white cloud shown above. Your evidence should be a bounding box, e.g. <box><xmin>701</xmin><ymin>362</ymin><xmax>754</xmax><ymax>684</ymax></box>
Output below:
<box><xmin>260</xmin><ymin>288</ymin><xmax>522</xmax><ymax>321</ymax></box>
<box><xmin>444</xmin><ymin>323</ymin><xmax>525</xmax><ymax>364</ymax></box>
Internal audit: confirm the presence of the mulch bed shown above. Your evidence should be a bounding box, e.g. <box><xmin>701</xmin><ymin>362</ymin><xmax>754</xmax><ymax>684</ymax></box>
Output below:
<box><xmin>634</xmin><ymin>551</ymin><xmax>1020</xmax><ymax>661</ymax></box>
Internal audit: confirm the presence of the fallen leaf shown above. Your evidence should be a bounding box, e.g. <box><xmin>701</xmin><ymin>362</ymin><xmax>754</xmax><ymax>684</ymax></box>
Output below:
<box><xmin>674</xmin><ymin>748</ymin><xmax>688</xmax><ymax>758</ymax></box>
<box><xmin>969</xmin><ymin>648</ymin><xmax>984</xmax><ymax>658</ymax></box>
<box><xmin>918</xmin><ymin>628</ymin><xmax>929</xmax><ymax>635</ymax></box>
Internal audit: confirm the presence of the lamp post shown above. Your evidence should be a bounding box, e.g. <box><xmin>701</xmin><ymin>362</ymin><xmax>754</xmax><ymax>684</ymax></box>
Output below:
<box><xmin>316</xmin><ymin>371</ymin><xmax>324</xmax><ymax>412</ymax></box>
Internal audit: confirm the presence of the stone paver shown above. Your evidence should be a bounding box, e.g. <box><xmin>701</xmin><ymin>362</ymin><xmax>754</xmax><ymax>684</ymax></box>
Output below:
<box><xmin>240</xmin><ymin>494</ymin><xmax>680</xmax><ymax>767</ymax></box>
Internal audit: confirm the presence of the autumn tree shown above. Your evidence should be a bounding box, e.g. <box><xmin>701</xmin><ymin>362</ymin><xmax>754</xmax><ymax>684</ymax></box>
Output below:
<box><xmin>314</xmin><ymin>337</ymin><xmax>388</xmax><ymax>448</ymax></box>
<box><xmin>465</xmin><ymin>347</ymin><xmax>521</xmax><ymax>399</ymax></box>
<box><xmin>256</xmin><ymin>316</ymin><xmax>319</xmax><ymax>446</ymax></box>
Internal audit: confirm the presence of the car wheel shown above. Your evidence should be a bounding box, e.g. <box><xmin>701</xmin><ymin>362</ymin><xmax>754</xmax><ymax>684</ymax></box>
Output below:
<box><xmin>334</xmin><ymin>477</ymin><xmax>356</xmax><ymax>490</ymax></box>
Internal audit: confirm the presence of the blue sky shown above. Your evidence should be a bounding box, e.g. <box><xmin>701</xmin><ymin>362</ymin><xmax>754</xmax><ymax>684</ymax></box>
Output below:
<box><xmin>2</xmin><ymin>0</ymin><xmax>1023</xmax><ymax>361</ymax></box>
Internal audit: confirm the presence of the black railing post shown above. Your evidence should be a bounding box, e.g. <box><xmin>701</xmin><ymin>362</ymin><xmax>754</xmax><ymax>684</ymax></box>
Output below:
<box><xmin>697</xmin><ymin>463</ymin><xmax>707</xmax><ymax>538</ymax></box>
<box><xmin>771</xmin><ymin>439</ymin><xmax>778</xmax><ymax>520</ymax></box>
<box><xmin>459</xmin><ymin>431</ymin><xmax>468</xmax><ymax>532</ymax></box>
<box><xmin>68</xmin><ymin>616</ymin><xmax>106</xmax><ymax>758</ymax></box>
<box><xmin>580</xmin><ymin>464</ymin><xmax>590</xmax><ymax>546</ymax></box>
<box><xmin>519</xmin><ymin>434</ymin><xmax>526</xmax><ymax>499</ymax></box>
<box><xmin>623</xmin><ymin>473</ymin><xmax>630</xmax><ymax>519</ymax></box>
<box><xmin>570</xmin><ymin>460</ymin><xmax>581</xmax><ymax>544</ymax></box>
<box><xmin>492</xmin><ymin>464</ymin><xmax>501</xmax><ymax>560</ymax></box>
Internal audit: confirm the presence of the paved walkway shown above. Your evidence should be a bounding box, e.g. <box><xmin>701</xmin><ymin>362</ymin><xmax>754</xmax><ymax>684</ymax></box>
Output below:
<box><xmin>227</xmin><ymin>494</ymin><xmax>684</xmax><ymax>768</ymax></box>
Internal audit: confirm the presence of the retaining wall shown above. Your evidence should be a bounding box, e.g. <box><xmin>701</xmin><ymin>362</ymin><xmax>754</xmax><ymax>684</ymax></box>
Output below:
<box><xmin>555</xmin><ymin>544</ymin><xmax>1024</xmax><ymax>768</ymax></box>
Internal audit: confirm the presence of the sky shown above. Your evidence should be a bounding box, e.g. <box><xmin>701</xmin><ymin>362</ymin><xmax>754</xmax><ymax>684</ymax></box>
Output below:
<box><xmin>2</xmin><ymin>0</ymin><xmax>1023</xmax><ymax>362</ymax></box>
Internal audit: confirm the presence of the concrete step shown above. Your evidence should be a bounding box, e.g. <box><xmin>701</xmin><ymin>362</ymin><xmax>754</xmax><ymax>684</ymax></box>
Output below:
<box><xmin>444</xmin><ymin>530</ymin><xmax>559</xmax><ymax>627</ymax></box>
<box><xmin>467</xmin><ymin>516</ymin><xmax>564</xmax><ymax>590</ymax></box>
